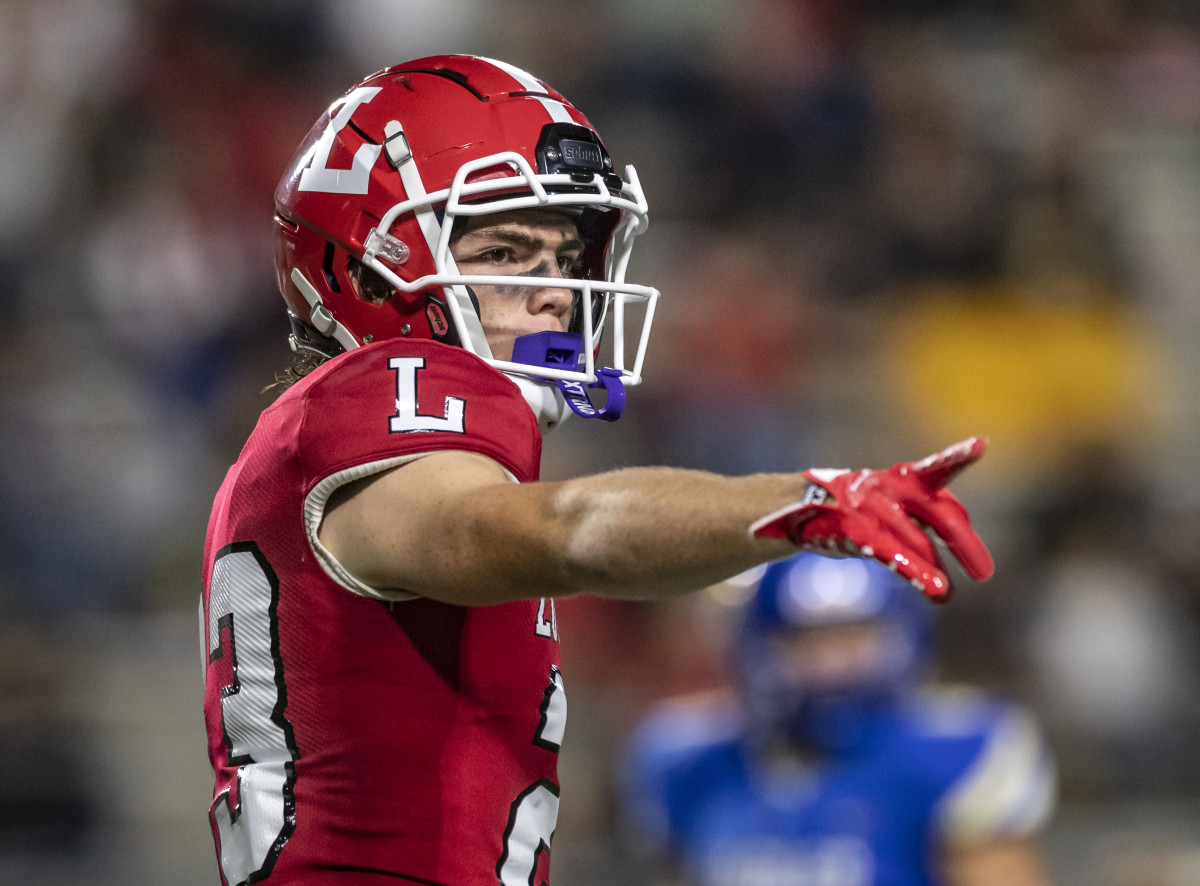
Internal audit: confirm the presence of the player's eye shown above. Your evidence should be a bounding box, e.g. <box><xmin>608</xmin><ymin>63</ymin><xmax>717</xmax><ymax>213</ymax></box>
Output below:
<box><xmin>478</xmin><ymin>247</ymin><xmax>515</xmax><ymax>265</ymax></box>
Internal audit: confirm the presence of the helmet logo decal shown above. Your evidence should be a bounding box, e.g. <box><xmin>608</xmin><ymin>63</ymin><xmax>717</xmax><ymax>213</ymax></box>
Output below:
<box><xmin>298</xmin><ymin>87</ymin><xmax>384</xmax><ymax>195</ymax></box>
<box><xmin>558</xmin><ymin>139</ymin><xmax>603</xmax><ymax>171</ymax></box>
<box><xmin>426</xmin><ymin>302</ymin><xmax>449</xmax><ymax>337</ymax></box>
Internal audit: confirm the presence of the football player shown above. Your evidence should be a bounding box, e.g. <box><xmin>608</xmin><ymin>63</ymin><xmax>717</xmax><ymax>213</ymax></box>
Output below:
<box><xmin>625</xmin><ymin>552</ymin><xmax>1056</xmax><ymax>886</ymax></box>
<box><xmin>201</xmin><ymin>55</ymin><xmax>995</xmax><ymax>885</ymax></box>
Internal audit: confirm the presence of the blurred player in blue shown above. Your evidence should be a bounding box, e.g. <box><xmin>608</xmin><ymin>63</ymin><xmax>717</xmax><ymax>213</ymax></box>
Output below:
<box><xmin>624</xmin><ymin>552</ymin><xmax>1057</xmax><ymax>886</ymax></box>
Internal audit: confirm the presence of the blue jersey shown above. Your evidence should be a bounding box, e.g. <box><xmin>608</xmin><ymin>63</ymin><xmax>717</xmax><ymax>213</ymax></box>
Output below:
<box><xmin>624</xmin><ymin>688</ymin><xmax>1055</xmax><ymax>886</ymax></box>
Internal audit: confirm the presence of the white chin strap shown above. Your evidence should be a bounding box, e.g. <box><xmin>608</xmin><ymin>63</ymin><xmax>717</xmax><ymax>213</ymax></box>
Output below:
<box><xmin>508</xmin><ymin>374</ymin><xmax>573</xmax><ymax>434</ymax></box>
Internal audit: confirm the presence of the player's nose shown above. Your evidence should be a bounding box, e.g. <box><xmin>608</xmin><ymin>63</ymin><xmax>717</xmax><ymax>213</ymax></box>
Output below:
<box><xmin>529</xmin><ymin>257</ymin><xmax>574</xmax><ymax>317</ymax></box>
<box><xmin>531</xmin><ymin>283</ymin><xmax>573</xmax><ymax>321</ymax></box>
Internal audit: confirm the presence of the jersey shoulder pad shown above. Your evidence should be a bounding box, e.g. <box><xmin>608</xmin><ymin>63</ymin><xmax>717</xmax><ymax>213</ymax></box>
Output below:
<box><xmin>914</xmin><ymin>687</ymin><xmax>1058</xmax><ymax>847</ymax></box>
<box><xmin>282</xmin><ymin>339</ymin><xmax>542</xmax><ymax>485</ymax></box>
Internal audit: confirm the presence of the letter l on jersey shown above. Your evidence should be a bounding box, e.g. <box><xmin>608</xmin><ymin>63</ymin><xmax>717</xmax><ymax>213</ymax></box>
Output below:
<box><xmin>388</xmin><ymin>356</ymin><xmax>466</xmax><ymax>433</ymax></box>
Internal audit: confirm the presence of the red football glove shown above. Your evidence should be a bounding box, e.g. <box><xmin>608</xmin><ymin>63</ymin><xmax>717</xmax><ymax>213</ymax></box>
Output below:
<box><xmin>749</xmin><ymin>437</ymin><xmax>995</xmax><ymax>602</ymax></box>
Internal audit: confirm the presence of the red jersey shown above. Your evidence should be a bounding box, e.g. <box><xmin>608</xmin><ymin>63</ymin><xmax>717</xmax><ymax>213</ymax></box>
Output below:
<box><xmin>201</xmin><ymin>340</ymin><xmax>564</xmax><ymax>885</ymax></box>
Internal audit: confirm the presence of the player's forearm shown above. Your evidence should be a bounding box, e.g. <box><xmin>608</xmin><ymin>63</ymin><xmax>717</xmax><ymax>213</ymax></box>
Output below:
<box><xmin>470</xmin><ymin>466</ymin><xmax>805</xmax><ymax>602</ymax></box>
<box><xmin>321</xmin><ymin>454</ymin><xmax>804</xmax><ymax>605</ymax></box>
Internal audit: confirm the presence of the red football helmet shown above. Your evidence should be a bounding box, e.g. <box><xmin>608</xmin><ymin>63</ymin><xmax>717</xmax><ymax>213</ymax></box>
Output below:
<box><xmin>274</xmin><ymin>54</ymin><xmax>657</xmax><ymax>424</ymax></box>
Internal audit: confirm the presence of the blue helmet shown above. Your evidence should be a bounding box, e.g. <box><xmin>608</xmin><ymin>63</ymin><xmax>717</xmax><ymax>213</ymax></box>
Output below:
<box><xmin>736</xmin><ymin>552</ymin><xmax>933</xmax><ymax>754</ymax></box>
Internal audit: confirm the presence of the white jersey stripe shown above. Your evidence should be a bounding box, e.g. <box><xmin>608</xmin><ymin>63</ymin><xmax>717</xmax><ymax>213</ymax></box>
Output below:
<box><xmin>475</xmin><ymin>55</ymin><xmax>574</xmax><ymax>123</ymax></box>
<box><xmin>933</xmin><ymin>704</ymin><xmax>1056</xmax><ymax>846</ymax></box>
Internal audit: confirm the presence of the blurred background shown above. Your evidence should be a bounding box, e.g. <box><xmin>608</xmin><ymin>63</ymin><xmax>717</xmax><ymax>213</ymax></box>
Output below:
<box><xmin>1</xmin><ymin>0</ymin><xmax>1199</xmax><ymax>883</ymax></box>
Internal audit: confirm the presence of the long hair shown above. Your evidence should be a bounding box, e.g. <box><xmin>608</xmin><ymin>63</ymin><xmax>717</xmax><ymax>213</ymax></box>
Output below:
<box><xmin>264</xmin><ymin>348</ymin><xmax>328</xmax><ymax>394</ymax></box>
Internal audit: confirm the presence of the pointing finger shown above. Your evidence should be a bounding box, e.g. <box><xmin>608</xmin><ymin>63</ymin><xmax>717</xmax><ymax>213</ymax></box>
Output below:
<box><xmin>909</xmin><ymin>437</ymin><xmax>988</xmax><ymax>490</ymax></box>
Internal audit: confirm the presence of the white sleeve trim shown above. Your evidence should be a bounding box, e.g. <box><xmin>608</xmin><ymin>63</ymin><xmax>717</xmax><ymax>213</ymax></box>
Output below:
<box><xmin>933</xmin><ymin>703</ymin><xmax>1058</xmax><ymax>848</ymax></box>
<box><xmin>303</xmin><ymin>452</ymin><xmax>518</xmax><ymax>603</ymax></box>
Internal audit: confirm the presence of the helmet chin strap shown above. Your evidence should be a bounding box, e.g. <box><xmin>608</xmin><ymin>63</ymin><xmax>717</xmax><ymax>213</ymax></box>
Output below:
<box><xmin>508</xmin><ymin>374</ymin><xmax>574</xmax><ymax>435</ymax></box>
<box><xmin>509</xmin><ymin>331</ymin><xmax>625</xmax><ymax>422</ymax></box>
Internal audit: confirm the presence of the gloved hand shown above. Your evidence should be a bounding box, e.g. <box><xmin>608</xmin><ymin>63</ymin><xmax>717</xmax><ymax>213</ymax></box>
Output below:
<box><xmin>749</xmin><ymin>437</ymin><xmax>995</xmax><ymax>602</ymax></box>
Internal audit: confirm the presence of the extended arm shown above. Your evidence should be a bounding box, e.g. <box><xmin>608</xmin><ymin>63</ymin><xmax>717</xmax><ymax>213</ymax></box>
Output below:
<box><xmin>319</xmin><ymin>450</ymin><xmax>801</xmax><ymax>605</ymax></box>
<box><xmin>318</xmin><ymin>438</ymin><xmax>993</xmax><ymax>606</ymax></box>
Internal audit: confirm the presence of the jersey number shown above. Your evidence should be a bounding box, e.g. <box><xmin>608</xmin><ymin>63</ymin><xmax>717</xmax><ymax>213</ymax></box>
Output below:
<box><xmin>205</xmin><ymin>543</ymin><xmax>298</xmax><ymax>886</ymax></box>
<box><xmin>498</xmin><ymin>780</ymin><xmax>560</xmax><ymax>886</ymax></box>
<box><xmin>498</xmin><ymin>666</ymin><xmax>567</xmax><ymax>885</ymax></box>
<box><xmin>205</xmin><ymin>546</ymin><xmax>566</xmax><ymax>885</ymax></box>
